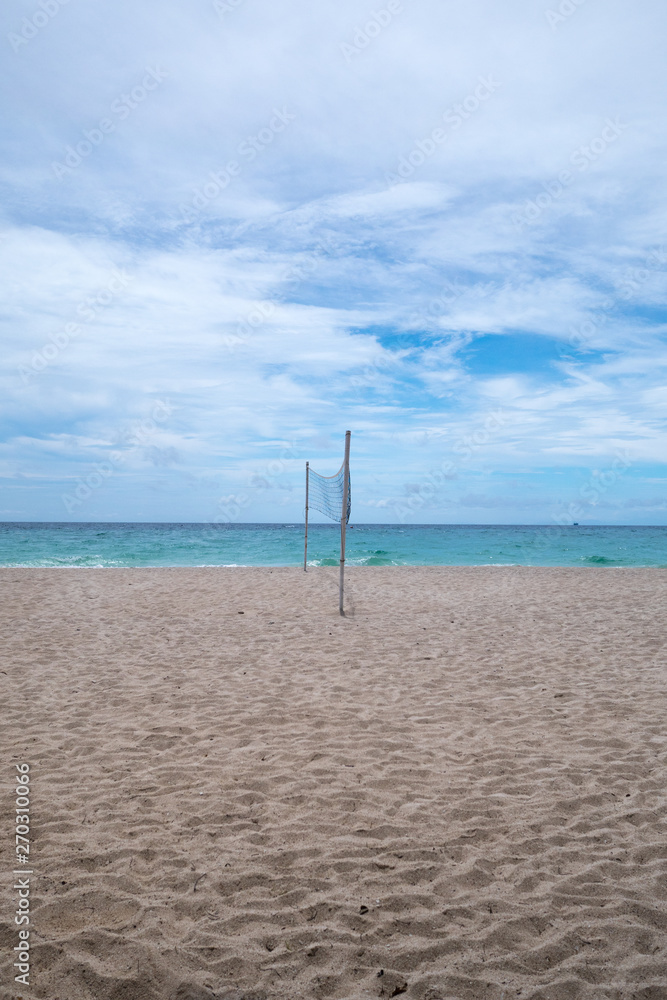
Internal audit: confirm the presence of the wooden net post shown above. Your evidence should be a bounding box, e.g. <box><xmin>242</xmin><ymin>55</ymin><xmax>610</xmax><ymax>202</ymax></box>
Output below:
<box><xmin>304</xmin><ymin>462</ymin><xmax>309</xmax><ymax>572</ymax></box>
<box><xmin>339</xmin><ymin>431</ymin><xmax>351</xmax><ymax>615</ymax></box>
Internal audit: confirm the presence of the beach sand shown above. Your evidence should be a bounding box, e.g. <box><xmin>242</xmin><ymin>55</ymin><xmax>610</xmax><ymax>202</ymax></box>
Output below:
<box><xmin>1</xmin><ymin>566</ymin><xmax>666</xmax><ymax>1000</ymax></box>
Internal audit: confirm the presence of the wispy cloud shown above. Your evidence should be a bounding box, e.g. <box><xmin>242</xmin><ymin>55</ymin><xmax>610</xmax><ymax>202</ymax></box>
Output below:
<box><xmin>1</xmin><ymin>0</ymin><xmax>666</xmax><ymax>522</ymax></box>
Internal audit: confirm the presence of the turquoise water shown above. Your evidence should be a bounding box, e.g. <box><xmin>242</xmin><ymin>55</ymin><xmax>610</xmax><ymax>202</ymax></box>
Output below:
<box><xmin>1</xmin><ymin>522</ymin><xmax>666</xmax><ymax>567</ymax></box>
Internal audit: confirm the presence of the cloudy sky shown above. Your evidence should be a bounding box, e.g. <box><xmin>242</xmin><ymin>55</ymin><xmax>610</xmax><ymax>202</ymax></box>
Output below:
<box><xmin>2</xmin><ymin>0</ymin><xmax>666</xmax><ymax>524</ymax></box>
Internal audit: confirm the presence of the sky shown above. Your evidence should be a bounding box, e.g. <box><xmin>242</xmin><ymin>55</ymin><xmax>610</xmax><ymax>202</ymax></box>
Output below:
<box><xmin>1</xmin><ymin>0</ymin><xmax>666</xmax><ymax>525</ymax></box>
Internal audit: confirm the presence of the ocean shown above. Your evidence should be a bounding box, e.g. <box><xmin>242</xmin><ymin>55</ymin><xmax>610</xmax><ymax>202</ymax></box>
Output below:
<box><xmin>1</xmin><ymin>522</ymin><xmax>666</xmax><ymax>568</ymax></box>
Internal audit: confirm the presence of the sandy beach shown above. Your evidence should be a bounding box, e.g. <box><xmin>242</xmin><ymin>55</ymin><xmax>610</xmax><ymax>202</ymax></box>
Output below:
<box><xmin>1</xmin><ymin>566</ymin><xmax>666</xmax><ymax>1000</ymax></box>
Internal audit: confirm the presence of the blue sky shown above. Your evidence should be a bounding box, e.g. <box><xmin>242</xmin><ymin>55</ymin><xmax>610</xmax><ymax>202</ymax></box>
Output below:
<box><xmin>1</xmin><ymin>0</ymin><xmax>666</xmax><ymax>524</ymax></box>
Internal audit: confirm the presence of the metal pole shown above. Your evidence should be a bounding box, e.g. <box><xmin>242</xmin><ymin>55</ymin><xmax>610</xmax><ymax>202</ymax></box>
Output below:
<box><xmin>339</xmin><ymin>431</ymin><xmax>351</xmax><ymax>615</ymax></box>
<box><xmin>304</xmin><ymin>462</ymin><xmax>309</xmax><ymax>572</ymax></box>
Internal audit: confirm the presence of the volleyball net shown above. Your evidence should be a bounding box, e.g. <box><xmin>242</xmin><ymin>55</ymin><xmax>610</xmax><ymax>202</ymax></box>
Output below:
<box><xmin>304</xmin><ymin>431</ymin><xmax>351</xmax><ymax>614</ymax></box>
<box><xmin>307</xmin><ymin>464</ymin><xmax>351</xmax><ymax>524</ymax></box>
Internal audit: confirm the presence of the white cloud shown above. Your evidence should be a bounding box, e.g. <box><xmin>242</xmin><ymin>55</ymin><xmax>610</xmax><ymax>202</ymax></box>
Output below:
<box><xmin>1</xmin><ymin>0</ymin><xmax>666</xmax><ymax>521</ymax></box>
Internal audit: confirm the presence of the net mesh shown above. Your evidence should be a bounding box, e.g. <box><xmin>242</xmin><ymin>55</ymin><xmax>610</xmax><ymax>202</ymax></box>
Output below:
<box><xmin>308</xmin><ymin>463</ymin><xmax>351</xmax><ymax>524</ymax></box>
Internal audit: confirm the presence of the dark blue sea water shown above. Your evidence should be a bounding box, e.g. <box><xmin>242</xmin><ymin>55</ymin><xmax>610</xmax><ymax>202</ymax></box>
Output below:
<box><xmin>1</xmin><ymin>522</ymin><xmax>666</xmax><ymax>567</ymax></box>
